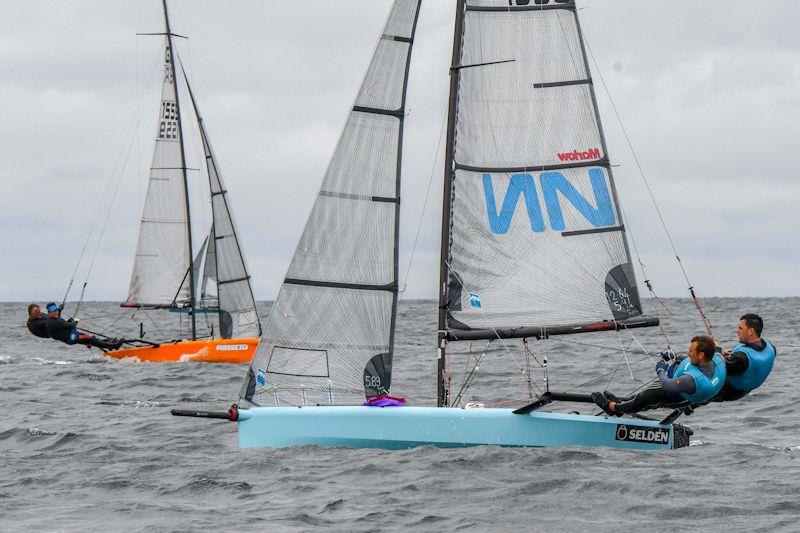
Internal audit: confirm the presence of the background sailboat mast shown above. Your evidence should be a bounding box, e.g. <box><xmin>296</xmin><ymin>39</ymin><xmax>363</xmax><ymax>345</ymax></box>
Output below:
<box><xmin>162</xmin><ymin>0</ymin><xmax>196</xmax><ymax>339</ymax></box>
<box><xmin>437</xmin><ymin>0</ymin><xmax>467</xmax><ymax>408</ymax></box>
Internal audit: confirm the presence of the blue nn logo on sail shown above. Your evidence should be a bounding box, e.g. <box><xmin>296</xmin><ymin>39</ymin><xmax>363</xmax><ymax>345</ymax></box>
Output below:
<box><xmin>482</xmin><ymin>169</ymin><xmax>616</xmax><ymax>234</ymax></box>
<box><xmin>468</xmin><ymin>293</ymin><xmax>482</xmax><ymax>308</ymax></box>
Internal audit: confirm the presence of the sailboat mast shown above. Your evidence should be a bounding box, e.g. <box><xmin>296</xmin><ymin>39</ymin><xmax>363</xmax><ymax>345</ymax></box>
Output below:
<box><xmin>437</xmin><ymin>0</ymin><xmax>467</xmax><ymax>408</ymax></box>
<box><xmin>162</xmin><ymin>0</ymin><xmax>196</xmax><ymax>339</ymax></box>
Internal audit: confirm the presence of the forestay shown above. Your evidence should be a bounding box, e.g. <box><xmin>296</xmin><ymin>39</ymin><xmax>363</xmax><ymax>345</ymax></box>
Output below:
<box><xmin>126</xmin><ymin>40</ymin><xmax>190</xmax><ymax>307</ymax></box>
<box><xmin>240</xmin><ymin>0</ymin><xmax>421</xmax><ymax>407</ymax></box>
<box><xmin>184</xmin><ymin>77</ymin><xmax>261</xmax><ymax>339</ymax></box>
<box><xmin>440</xmin><ymin>0</ymin><xmax>644</xmax><ymax>340</ymax></box>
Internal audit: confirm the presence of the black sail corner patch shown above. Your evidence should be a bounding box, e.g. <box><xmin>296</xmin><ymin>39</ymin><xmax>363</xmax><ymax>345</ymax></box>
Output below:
<box><xmin>364</xmin><ymin>353</ymin><xmax>392</xmax><ymax>399</ymax></box>
<box><xmin>219</xmin><ymin>310</ymin><xmax>233</xmax><ymax>339</ymax></box>
<box><xmin>447</xmin><ymin>271</ymin><xmax>463</xmax><ymax>312</ymax></box>
<box><xmin>243</xmin><ymin>366</ymin><xmax>256</xmax><ymax>402</ymax></box>
<box><xmin>605</xmin><ymin>264</ymin><xmax>642</xmax><ymax>320</ymax></box>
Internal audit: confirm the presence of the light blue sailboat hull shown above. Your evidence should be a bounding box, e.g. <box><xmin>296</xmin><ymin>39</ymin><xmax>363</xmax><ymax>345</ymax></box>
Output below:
<box><xmin>237</xmin><ymin>407</ymin><xmax>685</xmax><ymax>450</ymax></box>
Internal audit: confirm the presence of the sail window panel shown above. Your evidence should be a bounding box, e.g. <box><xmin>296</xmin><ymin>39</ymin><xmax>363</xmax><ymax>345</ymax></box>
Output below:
<box><xmin>446</xmin><ymin>168</ymin><xmax>635</xmax><ymax>330</ymax></box>
<box><xmin>455</xmin><ymin>9</ymin><xmax>602</xmax><ymax>168</ymax></box>
<box><xmin>247</xmin><ymin>284</ymin><xmax>394</xmax><ymax>406</ymax></box>
<box><xmin>354</xmin><ymin>39</ymin><xmax>409</xmax><ymax>111</ymax></box>
<box><xmin>267</xmin><ymin>346</ymin><xmax>329</xmax><ymax>378</ymax></box>
<box><xmin>383</xmin><ymin>0</ymin><xmax>420</xmax><ymax>39</ymax></box>
<box><xmin>286</xmin><ymin>196</ymin><xmax>395</xmax><ymax>286</ymax></box>
<box><xmin>324</xmin><ymin>113</ymin><xmax>400</xmax><ymax>199</ymax></box>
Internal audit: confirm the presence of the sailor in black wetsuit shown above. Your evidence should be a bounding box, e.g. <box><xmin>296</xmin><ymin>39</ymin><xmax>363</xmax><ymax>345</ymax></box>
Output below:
<box><xmin>39</xmin><ymin>302</ymin><xmax>123</xmax><ymax>351</ymax></box>
<box><xmin>26</xmin><ymin>304</ymin><xmax>50</xmax><ymax>338</ymax></box>
<box><xmin>592</xmin><ymin>336</ymin><xmax>726</xmax><ymax>416</ymax></box>
<box><xmin>713</xmin><ymin>313</ymin><xmax>776</xmax><ymax>402</ymax></box>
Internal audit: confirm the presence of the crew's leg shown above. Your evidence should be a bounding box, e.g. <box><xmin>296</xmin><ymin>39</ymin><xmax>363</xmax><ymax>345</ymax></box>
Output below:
<box><xmin>65</xmin><ymin>328</ymin><xmax>80</xmax><ymax>345</ymax></box>
<box><xmin>613</xmin><ymin>387</ymin><xmax>686</xmax><ymax>415</ymax></box>
<box><xmin>79</xmin><ymin>335</ymin><xmax>123</xmax><ymax>350</ymax></box>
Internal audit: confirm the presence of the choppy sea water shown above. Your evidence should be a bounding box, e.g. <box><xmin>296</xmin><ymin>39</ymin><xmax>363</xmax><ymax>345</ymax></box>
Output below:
<box><xmin>1</xmin><ymin>298</ymin><xmax>798</xmax><ymax>531</ymax></box>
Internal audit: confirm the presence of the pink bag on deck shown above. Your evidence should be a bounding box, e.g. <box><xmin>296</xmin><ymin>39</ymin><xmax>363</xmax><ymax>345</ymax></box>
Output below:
<box><xmin>363</xmin><ymin>394</ymin><xmax>406</xmax><ymax>407</ymax></box>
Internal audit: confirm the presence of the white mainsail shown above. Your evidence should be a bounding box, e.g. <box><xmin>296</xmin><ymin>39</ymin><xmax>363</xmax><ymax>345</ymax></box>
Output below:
<box><xmin>440</xmin><ymin>0</ymin><xmax>644</xmax><ymax>339</ymax></box>
<box><xmin>241</xmin><ymin>0</ymin><xmax>422</xmax><ymax>407</ymax></box>
<box><xmin>126</xmin><ymin>40</ymin><xmax>191</xmax><ymax>307</ymax></box>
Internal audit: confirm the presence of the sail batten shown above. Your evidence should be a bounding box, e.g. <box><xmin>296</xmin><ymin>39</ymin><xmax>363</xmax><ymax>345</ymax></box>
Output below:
<box><xmin>438</xmin><ymin>0</ymin><xmax>648</xmax><ymax>343</ymax></box>
<box><xmin>240</xmin><ymin>0</ymin><xmax>421</xmax><ymax>408</ymax></box>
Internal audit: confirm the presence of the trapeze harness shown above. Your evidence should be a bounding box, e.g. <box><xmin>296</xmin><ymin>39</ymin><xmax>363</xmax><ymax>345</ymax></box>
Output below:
<box><xmin>672</xmin><ymin>353</ymin><xmax>726</xmax><ymax>404</ymax></box>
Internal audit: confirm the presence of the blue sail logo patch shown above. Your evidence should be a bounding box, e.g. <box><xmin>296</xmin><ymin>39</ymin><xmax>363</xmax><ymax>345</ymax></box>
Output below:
<box><xmin>469</xmin><ymin>293</ymin><xmax>482</xmax><ymax>309</ymax></box>
<box><xmin>482</xmin><ymin>169</ymin><xmax>615</xmax><ymax>234</ymax></box>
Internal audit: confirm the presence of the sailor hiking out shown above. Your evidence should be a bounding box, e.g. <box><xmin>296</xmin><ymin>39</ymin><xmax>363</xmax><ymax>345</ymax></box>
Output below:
<box><xmin>713</xmin><ymin>313</ymin><xmax>776</xmax><ymax>402</ymax></box>
<box><xmin>25</xmin><ymin>304</ymin><xmax>49</xmax><ymax>338</ymax></box>
<box><xmin>26</xmin><ymin>302</ymin><xmax>123</xmax><ymax>351</ymax></box>
<box><xmin>593</xmin><ymin>335</ymin><xmax>725</xmax><ymax>416</ymax></box>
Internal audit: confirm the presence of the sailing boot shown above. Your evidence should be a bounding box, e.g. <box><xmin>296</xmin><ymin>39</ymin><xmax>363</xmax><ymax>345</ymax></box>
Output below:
<box><xmin>591</xmin><ymin>392</ymin><xmax>616</xmax><ymax>416</ymax></box>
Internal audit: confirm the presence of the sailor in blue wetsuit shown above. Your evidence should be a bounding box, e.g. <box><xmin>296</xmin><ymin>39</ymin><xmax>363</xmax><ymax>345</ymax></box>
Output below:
<box><xmin>592</xmin><ymin>336</ymin><xmax>726</xmax><ymax>416</ymax></box>
<box><xmin>713</xmin><ymin>313</ymin><xmax>776</xmax><ymax>402</ymax></box>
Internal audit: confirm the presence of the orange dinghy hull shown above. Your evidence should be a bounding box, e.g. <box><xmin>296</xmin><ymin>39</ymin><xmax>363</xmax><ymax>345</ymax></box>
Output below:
<box><xmin>105</xmin><ymin>338</ymin><xmax>259</xmax><ymax>363</ymax></box>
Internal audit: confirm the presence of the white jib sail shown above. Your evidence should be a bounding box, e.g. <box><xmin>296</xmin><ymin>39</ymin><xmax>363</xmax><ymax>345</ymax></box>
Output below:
<box><xmin>240</xmin><ymin>0</ymin><xmax>422</xmax><ymax>407</ymax></box>
<box><xmin>198</xmin><ymin>123</ymin><xmax>261</xmax><ymax>339</ymax></box>
<box><xmin>126</xmin><ymin>40</ymin><xmax>190</xmax><ymax>307</ymax></box>
<box><xmin>179</xmin><ymin>65</ymin><xmax>261</xmax><ymax>339</ymax></box>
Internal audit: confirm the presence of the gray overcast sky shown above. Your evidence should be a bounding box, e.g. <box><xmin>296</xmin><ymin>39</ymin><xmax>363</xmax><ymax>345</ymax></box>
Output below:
<box><xmin>2</xmin><ymin>0</ymin><xmax>798</xmax><ymax>302</ymax></box>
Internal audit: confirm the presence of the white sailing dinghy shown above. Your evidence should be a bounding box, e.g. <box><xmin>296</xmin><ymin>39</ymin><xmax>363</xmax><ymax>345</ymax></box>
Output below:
<box><xmin>174</xmin><ymin>0</ymin><xmax>692</xmax><ymax>449</ymax></box>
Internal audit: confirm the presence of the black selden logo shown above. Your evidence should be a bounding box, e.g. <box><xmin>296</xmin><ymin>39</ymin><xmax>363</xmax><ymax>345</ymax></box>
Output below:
<box><xmin>615</xmin><ymin>424</ymin><xmax>670</xmax><ymax>444</ymax></box>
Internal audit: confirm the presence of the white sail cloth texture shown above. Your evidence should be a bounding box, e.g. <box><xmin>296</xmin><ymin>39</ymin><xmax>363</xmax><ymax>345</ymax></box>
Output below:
<box><xmin>178</xmin><ymin>235</ymin><xmax>208</xmax><ymax>304</ymax></box>
<box><xmin>240</xmin><ymin>0</ymin><xmax>421</xmax><ymax>408</ymax></box>
<box><xmin>201</xmin><ymin>225</ymin><xmax>218</xmax><ymax>305</ymax></box>
<box><xmin>444</xmin><ymin>1</ymin><xmax>642</xmax><ymax>333</ymax></box>
<box><xmin>198</xmin><ymin>117</ymin><xmax>261</xmax><ymax>339</ymax></box>
<box><xmin>127</xmin><ymin>41</ymin><xmax>190</xmax><ymax>307</ymax></box>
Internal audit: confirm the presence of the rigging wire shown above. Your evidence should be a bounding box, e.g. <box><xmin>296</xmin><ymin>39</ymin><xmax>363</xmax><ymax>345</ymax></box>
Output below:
<box><xmin>563</xmin><ymin>351</ymin><xmax>659</xmax><ymax>393</ymax></box>
<box><xmin>62</xmin><ymin>47</ymin><xmax>163</xmax><ymax>316</ymax></box>
<box><xmin>580</xmin><ymin>28</ymin><xmax>713</xmax><ymax>336</ymax></box>
<box><xmin>451</xmin><ymin>340</ymin><xmax>491</xmax><ymax>407</ymax></box>
<box><xmin>74</xmin><ymin>102</ymin><xmax>147</xmax><ymax>318</ymax></box>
